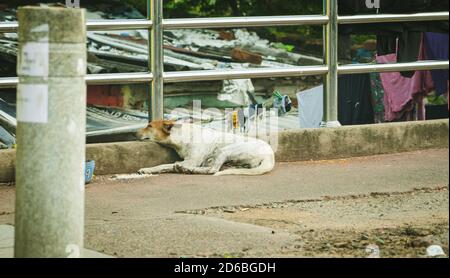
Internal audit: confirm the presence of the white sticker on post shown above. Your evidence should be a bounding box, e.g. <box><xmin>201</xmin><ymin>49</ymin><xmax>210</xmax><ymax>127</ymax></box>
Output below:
<box><xmin>18</xmin><ymin>42</ymin><xmax>49</xmax><ymax>77</ymax></box>
<box><xmin>17</xmin><ymin>84</ymin><xmax>49</xmax><ymax>123</ymax></box>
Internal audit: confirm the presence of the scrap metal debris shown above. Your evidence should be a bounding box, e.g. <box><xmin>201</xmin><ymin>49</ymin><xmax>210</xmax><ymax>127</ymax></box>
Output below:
<box><xmin>0</xmin><ymin>2</ymin><xmax>322</xmax><ymax>146</ymax></box>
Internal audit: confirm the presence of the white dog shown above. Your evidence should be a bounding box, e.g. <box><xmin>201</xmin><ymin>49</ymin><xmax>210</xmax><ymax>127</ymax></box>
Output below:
<box><xmin>136</xmin><ymin>120</ymin><xmax>275</xmax><ymax>176</ymax></box>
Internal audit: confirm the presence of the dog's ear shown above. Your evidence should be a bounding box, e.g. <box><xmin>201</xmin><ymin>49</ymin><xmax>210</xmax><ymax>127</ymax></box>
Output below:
<box><xmin>162</xmin><ymin>121</ymin><xmax>175</xmax><ymax>134</ymax></box>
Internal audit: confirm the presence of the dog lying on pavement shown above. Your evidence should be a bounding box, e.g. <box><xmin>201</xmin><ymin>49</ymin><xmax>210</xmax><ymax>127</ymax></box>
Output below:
<box><xmin>136</xmin><ymin>120</ymin><xmax>275</xmax><ymax>176</ymax></box>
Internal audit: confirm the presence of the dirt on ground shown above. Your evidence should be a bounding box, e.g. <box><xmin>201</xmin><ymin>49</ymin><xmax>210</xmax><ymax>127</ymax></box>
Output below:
<box><xmin>180</xmin><ymin>187</ymin><xmax>449</xmax><ymax>258</ymax></box>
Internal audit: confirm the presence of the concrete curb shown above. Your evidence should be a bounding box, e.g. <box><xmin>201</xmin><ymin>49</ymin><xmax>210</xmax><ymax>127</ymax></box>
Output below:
<box><xmin>1</xmin><ymin>119</ymin><xmax>448</xmax><ymax>183</ymax></box>
<box><xmin>0</xmin><ymin>150</ymin><xmax>15</xmax><ymax>183</ymax></box>
<box><xmin>86</xmin><ymin>141</ymin><xmax>179</xmax><ymax>176</ymax></box>
<box><xmin>275</xmin><ymin>119</ymin><xmax>449</xmax><ymax>162</ymax></box>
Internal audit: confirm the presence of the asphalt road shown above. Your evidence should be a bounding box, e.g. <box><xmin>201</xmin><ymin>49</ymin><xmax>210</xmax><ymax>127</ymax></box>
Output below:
<box><xmin>0</xmin><ymin>149</ymin><xmax>448</xmax><ymax>257</ymax></box>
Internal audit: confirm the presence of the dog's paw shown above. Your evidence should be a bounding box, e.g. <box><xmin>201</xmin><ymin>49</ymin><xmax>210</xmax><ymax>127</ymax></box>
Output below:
<box><xmin>174</xmin><ymin>163</ymin><xmax>199</xmax><ymax>174</ymax></box>
<box><xmin>138</xmin><ymin>168</ymin><xmax>152</xmax><ymax>175</ymax></box>
<box><xmin>174</xmin><ymin>163</ymin><xmax>187</xmax><ymax>174</ymax></box>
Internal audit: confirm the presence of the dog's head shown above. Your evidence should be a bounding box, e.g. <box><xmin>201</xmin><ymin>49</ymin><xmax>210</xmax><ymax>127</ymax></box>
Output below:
<box><xmin>136</xmin><ymin>120</ymin><xmax>175</xmax><ymax>142</ymax></box>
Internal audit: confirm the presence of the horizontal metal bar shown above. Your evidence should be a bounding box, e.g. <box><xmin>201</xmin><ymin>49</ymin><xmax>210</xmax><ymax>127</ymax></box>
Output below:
<box><xmin>86</xmin><ymin>72</ymin><xmax>153</xmax><ymax>85</ymax></box>
<box><xmin>2</xmin><ymin>12</ymin><xmax>447</xmax><ymax>33</ymax></box>
<box><xmin>163</xmin><ymin>66</ymin><xmax>329</xmax><ymax>83</ymax></box>
<box><xmin>3</xmin><ymin>60</ymin><xmax>449</xmax><ymax>88</ymax></box>
<box><xmin>2</xmin><ymin>12</ymin><xmax>446</xmax><ymax>33</ymax></box>
<box><xmin>3</xmin><ymin>67</ymin><xmax>329</xmax><ymax>88</ymax></box>
<box><xmin>0</xmin><ymin>73</ymin><xmax>153</xmax><ymax>88</ymax></box>
<box><xmin>86</xmin><ymin>20</ymin><xmax>153</xmax><ymax>31</ymax></box>
<box><xmin>338</xmin><ymin>12</ymin><xmax>449</xmax><ymax>24</ymax></box>
<box><xmin>0</xmin><ymin>77</ymin><xmax>18</xmax><ymax>89</ymax></box>
<box><xmin>0</xmin><ymin>22</ymin><xmax>17</xmax><ymax>33</ymax></box>
<box><xmin>338</xmin><ymin>60</ymin><xmax>449</xmax><ymax>75</ymax></box>
<box><xmin>163</xmin><ymin>15</ymin><xmax>329</xmax><ymax>29</ymax></box>
<box><xmin>0</xmin><ymin>20</ymin><xmax>153</xmax><ymax>33</ymax></box>
<box><xmin>2</xmin><ymin>15</ymin><xmax>329</xmax><ymax>33</ymax></box>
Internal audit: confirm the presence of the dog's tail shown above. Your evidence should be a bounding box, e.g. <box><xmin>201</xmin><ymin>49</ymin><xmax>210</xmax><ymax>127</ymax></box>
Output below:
<box><xmin>214</xmin><ymin>156</ymin><xmax>275</xmax><ymax>176</ymax></box>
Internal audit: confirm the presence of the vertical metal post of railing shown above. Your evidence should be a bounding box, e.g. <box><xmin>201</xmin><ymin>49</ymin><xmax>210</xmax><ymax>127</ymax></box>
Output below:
<box><xmin>150</xmin><ymin>0</ymin><xmax>164</xmax><ymax>121</ymax></box>
<box><xmin>321</xmin><ymin>0</ymin><xmax>341</xmax><ymax>127</ymax></box>
<box><xmin>146</xmin><ymin>0</ymin><xmax>152</xmax><ymax>121</ymax></box>
<box><xmin>322</xmin><ymin>0</ymin><xmax>328</xmax><ymax>123</ymax></box>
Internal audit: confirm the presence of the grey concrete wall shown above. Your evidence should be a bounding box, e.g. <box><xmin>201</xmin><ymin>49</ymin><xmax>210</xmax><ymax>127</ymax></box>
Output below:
<box><xmin>275</xmin><ymin>119</ymin><xmax>449</xmax><ymax>162</ymax></box>
<box><xmin>86</xmin><ymin>141</ymin><xmax>180</xmax><ymax>176</ymax></box>
<box><xmin>0</xmin><ymin>119</ymin><xmax>448</xmax><ymax>183</ymax></box>
<box><xmin>0</xmin><ymin>150</ymin><xmax>15</xmax><ymax>183</ymax></box>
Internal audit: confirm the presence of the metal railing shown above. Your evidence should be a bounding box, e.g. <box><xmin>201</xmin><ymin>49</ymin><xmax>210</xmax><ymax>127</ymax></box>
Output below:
<box><xmin>0</xmin><ymin>0</ymin><xmax>449</xmax><ymax>125</ymax></box>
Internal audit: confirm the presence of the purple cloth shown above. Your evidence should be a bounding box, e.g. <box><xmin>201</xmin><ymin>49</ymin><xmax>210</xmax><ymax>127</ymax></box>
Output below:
<box><xmin>377</xmin><ymin>53</ymin><xmax>434</xmax><ymax>122</ymax></box>
<box><xmin>424</xmin><ymin>32</ymin><xmax>449</xmax><ymax>96</ymax></box>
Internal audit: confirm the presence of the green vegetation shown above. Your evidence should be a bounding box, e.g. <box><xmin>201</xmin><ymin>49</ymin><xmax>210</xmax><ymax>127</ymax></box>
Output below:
<box><xmin>271</xmin><ymin>42</ymin><xmax>296</xmax><ymax>53</ymax></box>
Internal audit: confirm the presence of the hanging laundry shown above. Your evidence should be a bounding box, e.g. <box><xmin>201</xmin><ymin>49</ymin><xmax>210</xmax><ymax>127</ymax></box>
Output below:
<box><xmin>297</xmin><ymin>85</ymin><xmax>323</xmax><ymax>129</ymax></box>
<box><xmin>424</xmin><ymin>32</ymin><xmax>449</xmax><ymax>96</ymax></box>
<box><xmin>376</xmin><ymin>53</ymin><xmax>434</xmax><ymax>122</ymax></box>
<box><xmin>351</xmin><ymin>42</ymin><xmax>385</xmax><ymax>123</ymax></box>
<box><xmin>339</xmin><ymin>0</ymin><xmax>449</xmax><ymax>77</ymax></box>
<box><xmin>370</xmin><ymin>72</ymin><xmax>385</xmax><ymax>123</ymax></box>
<box><xmin>298</xmin><ymin>76</ymin><xmax>377</xmax><ymax>127</ymax></box>
<box><xmin>338</xmin><ymin>74</ymin><xmax>375</xmax><ymax>126</ymax></box>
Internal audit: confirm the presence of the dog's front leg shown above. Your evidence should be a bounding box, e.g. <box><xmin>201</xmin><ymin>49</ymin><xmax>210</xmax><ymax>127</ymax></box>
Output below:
<box><xmin>173</xmin><ymin>161</ymin><xmax>214</xmax><ymax>175</ymax></box>
<box><xmin>138</xmin><ymin>164</ymin><xmax>177</xmax><ymax>175</ymax></box>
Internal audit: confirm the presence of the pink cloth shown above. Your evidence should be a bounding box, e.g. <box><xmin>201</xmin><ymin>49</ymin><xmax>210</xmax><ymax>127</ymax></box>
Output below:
<box><xmin>376</xmin><ymin>40</ymin><xmax>434</xmax><ymax>122</ymax></box>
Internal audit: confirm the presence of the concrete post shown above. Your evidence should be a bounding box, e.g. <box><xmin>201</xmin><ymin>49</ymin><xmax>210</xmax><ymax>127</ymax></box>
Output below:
<box><xmin>15</xmin><ymin>7</ymin><xmax>86</xmax><ymax>258</ymax></box>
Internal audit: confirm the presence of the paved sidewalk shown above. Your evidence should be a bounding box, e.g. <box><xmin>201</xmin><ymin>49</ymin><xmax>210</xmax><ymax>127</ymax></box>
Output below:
<box><xmin>0</xmin><ymin>225</ymin><xmax>113</xmax><ymax>258</ymax></box>
<box><xmin>0</xmin><ymin>149</ymin><xmax>448</xmax><ymax>257</ymax></box>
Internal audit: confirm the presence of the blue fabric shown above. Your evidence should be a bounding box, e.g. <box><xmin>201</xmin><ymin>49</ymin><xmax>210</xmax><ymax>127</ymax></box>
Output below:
<box><xmin>424</xmin><ymin>33</ymin><xmax>449</xmax><ymax>96</ymax></box>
